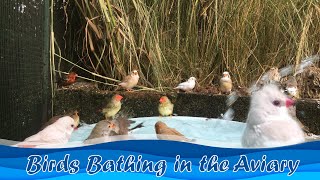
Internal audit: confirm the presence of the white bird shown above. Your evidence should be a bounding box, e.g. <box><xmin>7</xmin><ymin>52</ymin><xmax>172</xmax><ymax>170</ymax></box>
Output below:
<box><xmin>17</xmin><ymin>116</ymin><xmax>75</xmax><ymax>148</ymax></box>
<box><xmin>174</xmin><ymin>77</ymin><xmax>196</xmax><ymax>92</ymax></box>
<box><xmin>220</xmin><ymin>71</ymin><xmax>232</xmax><ymax>94</ymax></box>
<box><xmin>241</xmin><ymin>84</ymin><xmax>305</xmax><ymax>148</ymax></box>
<box><xmin>118</xmin><ymin>70</ymin><xmax>139</xmax><ymax>91</ymax></box>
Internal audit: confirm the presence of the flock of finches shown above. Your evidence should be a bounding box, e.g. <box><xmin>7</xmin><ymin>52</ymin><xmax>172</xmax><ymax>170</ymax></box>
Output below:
<box><xmin>16</xmin><ymin>67</ymin><xmax>313</xmax><ymax>148</ymax></box>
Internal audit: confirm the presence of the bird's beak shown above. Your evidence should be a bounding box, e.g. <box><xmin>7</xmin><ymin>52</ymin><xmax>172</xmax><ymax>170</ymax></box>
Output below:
<box><xmin>285</xmin><ymin>98</ymin><xmax>295</xmax><ymax>107</ymax></box>
<box><xmin>110</xmin><ymin>123</ymin><xmax>116</xmax><ymax>129</ymax></box>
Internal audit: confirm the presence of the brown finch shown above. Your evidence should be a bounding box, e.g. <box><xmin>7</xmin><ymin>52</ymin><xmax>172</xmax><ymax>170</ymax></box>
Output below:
<box><xmin>155</xmin><ymin>121</ymin><xmax>191</xmax><ymax>142</ymax></box>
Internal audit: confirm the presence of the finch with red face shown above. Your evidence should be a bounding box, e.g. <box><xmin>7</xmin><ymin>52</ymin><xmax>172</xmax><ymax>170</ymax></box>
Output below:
<box><xmin>102</xmin><ymin>94</ymin><xmax>123</xmax><ymax>119</ymax></box>
<box><xmin>158</xmin><ymin>96</ymin><xmax>174</xmax><ymax>117</ymax></box>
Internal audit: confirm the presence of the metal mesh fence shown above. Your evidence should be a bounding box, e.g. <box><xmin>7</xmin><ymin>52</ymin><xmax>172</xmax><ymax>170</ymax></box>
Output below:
<box><xmin>0</xmin><ymin>0</ymin><xmax>50</xmax><ymax>140</ymax></box>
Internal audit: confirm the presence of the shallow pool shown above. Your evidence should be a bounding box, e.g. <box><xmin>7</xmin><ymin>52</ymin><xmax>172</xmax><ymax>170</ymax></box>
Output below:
<box><xmin>69</xmin><ymin>116</ymin><xmax>246</xmax><ymax>148</ymax></box>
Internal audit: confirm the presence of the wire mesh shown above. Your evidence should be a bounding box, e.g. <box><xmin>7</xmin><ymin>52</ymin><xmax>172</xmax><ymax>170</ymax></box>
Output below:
<box><xmin>0</xmin><ymin>0</ymin><xmax>50</xmax><ymax>141</ymax></box>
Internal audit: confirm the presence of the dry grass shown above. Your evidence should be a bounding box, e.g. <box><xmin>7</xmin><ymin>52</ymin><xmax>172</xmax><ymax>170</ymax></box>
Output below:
<box><xmin>55</xmin><ymin>0</ymin><xmax>320</xmax><ymax>90</ymax></box>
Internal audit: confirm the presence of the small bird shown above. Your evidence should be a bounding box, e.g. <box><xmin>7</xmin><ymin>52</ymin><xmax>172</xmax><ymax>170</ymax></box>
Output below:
<box><xmin>85</xmin><ymin>120</ymin><xmax>119</xmax><ymax>140</ymax></box>
<box><xmin>219</xmin><ymin>71</ymin><xmax>232</xmax><ymax>94</ymax></box>
<box><xmin>158</xmin><ymin>96</ymin><xmax>174</xmax><ymax>116</ymax></box>
<box><xmin>58</xmin><ymin>72</ymin><xmax>78</xmax><ymax>87</ymax></box>
<box><xmin>118</xmin><ymin>70</ymin><xmax>139</xmax><ymax>91</ymax></box>
<box><xmin>102</xmin><ymin>94</ymin><xmax>123</xmax><ymax>119</ymax></box>
<box><xmin>267</xmin><ymin>67</ymin><xmax>281</xmax><ymax>83</ymax></box>
<box><xmin>17</xmin><ymin>116</ymin><xmax>76</xmax><ymax>148</ymax></box>
<box><xmin>283</xmin><ymin>76</ymin><xmax>299</xmax><ymax>98</ymax></box>
<box><xmin>155</xmin><ymin>121</ymin><xmax>191</xmax><ymax>142</ymax></box>
<box><xmin>41</xmin><ymin>110</ymin><xmax>80</xmax><ymax>130</ymax></box>
<box><xmin>241</xmin><ymin>84</ymin><xmax>305</xmax><ymax>148</ymax></box>
<box><xmin>174</xmin><ymin>77</ymin><xmax>196</xmax><ymax>92</ymax></box>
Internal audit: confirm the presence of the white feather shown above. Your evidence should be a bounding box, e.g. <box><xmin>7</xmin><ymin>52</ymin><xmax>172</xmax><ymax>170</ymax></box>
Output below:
<box><xmin>174</xmin><ymin>77</ymin><xmax>196</xmax><ymax>91</ymax></box>
<box><xmin>17</xmin><ymin>116</ymin><xmax>75</xmax><ymax>147</ymax></box>
<box><xmin>242</xmin><ymin>84</ymin><xmax>305</xmax><ymax>148</ymax></box>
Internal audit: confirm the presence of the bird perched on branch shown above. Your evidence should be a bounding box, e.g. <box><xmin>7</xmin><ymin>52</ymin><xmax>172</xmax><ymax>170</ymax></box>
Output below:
<box><xmin>118</xmin><ymin>70</ymin><xmax>139</xmax><ymax>91</ymax></box>
<box><xmin>174</xmin><ymin>77</ymin><xmax>196</xmax><ymax>92</ymax></box>
<box><xmin>101</xmin><ymin>94</ymin><xmax>123</xmax><ymax>119</ymax></box>
<box><xmin>219</xmin><ymin>71</ymin><xmax>232</xmax><ymax>94</ymax></box>
<box><xmin>41</xmin><ymin>110</ymin><xmax>80</xmax><ymax>130</ymax></box>
<box><xmin>241</xmin><ymin>84</ymin><xmax>305</xmax><ymax>148</ymax></box>
<box><xmin>17</xmin><ymin>116</ymin><xmax>76</xmax><ymax>148</ymax></box>
<box><xmin>158</xmin><ymin>96</ymin><xmax>174</xmax><ymax>117</ymax></box>
<box><xmin>155</xmin><ymin>121</ymin><xmax>192</xmax><ymax>142</ymax></box>
<box><xmin>57</xmin><ymin>72</ymin><xmax>78</xmax><ymax>87</ymax></box>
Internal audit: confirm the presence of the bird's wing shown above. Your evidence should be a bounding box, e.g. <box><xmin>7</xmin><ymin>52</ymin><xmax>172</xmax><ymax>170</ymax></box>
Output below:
<box><xmin>103</xmin><ymin>102</ymin><xmax>115</xmax><ymax>112</ymax></box>
<box><xmin>168</xmin><ymin>128</ymin><xmax>186</xmax><ymax>137</ymax></box>
<box><xmin>121</xmin><ymin>75</ymin><xmax>132</xmax><ymax>84</ymax></box>
<box><xmin>158</xmin><ymin>126</ymin><xmax>185</xmax><ymax>137</ymax></box>
<box><xmin>24</xmin><ymin>125</ymin><xmax>67</xmax><ymax>144</ymax></box>
<box><xmin>87</xmin><ymin>120</ymin><xmax>110</xmax><ymax>139</ymax></box>
<box><xmin>176</xmin><ymin>81</ymin><xmax>189</xmax><ymax>88</ymax></box>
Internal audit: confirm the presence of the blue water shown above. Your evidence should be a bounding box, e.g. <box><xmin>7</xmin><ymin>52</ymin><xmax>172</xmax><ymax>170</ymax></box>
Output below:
<box><xmin>69</xmin><ymin>116</ymin><xmax>246</xmax><ymax>148</ymax></box>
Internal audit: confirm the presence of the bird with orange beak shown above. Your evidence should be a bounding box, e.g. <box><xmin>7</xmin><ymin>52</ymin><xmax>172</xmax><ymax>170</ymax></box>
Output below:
<box><xmin>155</xmin><ymin>121</ymin><xmax>191</xmax><ymax>142</ymax></box>
<box><xmin>118</xmin><ymin>70</ymin><xmax>139</xmax><ymax>91</ymax></box>
<box><xmin>102</xmin><ymin>94</ymin><xmax>123</xmax><ymax>119</ymax></box>
<box><xmin>220</xmin><ymin>71</ymin><xmax>232</xmax><ymax>94</ymax></box>
<box><xmin>158</xmin><ymin>96</ymin><xmax>174</xmax><ymax>117</ymax></box>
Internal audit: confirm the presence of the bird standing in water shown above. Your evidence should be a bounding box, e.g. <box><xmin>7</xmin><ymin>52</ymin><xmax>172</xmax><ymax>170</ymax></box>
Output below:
<box><xmin>85</xmin><ymin>119</ymin><xmax>119</xmax><ymax>141</ymax></box>
<box><xmin>241</xmin><ymin>84</ymin><xmax>305</xmax><ymax>148</ymax></box>
<box><xmin>17</xmin><ymin>116</ymin><xmax>76</xmax><ymax>148</ymax></box>
<box><xmin>102</xmin><ymin>94</ymin><xmax>123</xmax><ymax>119</ymax></box>
<box><xmin>155</xmin><ymin>121</ymin><xmax>192</xmax><ymax>142</ymax></box>
<box><xmin>118</xmin><ymin>70</ymin><xmax>139</xmax><ymax>91</ymax></box>
<box><xmin>158</xmin><ymin>96</ymin><xmax>174</xmax><ymax>117</ymax></box>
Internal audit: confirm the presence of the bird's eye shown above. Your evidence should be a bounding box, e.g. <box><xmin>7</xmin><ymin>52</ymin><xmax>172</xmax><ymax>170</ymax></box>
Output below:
<box><xmin>272</xmin><ymin>100</ymin><xmax>281</xmax><ymax>106</ymax></box>
<box><xmin>71</xmin><ymin>124</ymin><xmax>74</xmax><ymax>128</ymax></box>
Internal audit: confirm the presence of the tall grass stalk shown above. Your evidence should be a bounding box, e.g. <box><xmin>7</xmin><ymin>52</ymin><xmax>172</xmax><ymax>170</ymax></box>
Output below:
<box><xmin>59</xmin><ymin>0</ymin><xmax>320</xmax><ymax>90</ymax></box>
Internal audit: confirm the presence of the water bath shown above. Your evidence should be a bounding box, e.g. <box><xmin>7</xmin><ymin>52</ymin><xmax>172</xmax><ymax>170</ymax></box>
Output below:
<box><xmin>68</xmin><ymin>116</ymin><xmax>246</xmax><ymax>148</ymax></box>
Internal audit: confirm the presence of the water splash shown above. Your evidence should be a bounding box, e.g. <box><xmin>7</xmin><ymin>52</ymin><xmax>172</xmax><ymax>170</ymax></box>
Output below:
<box><xmin>221</xmin><ymin>108</ymin><xmax>234</xmax><ymax>120</ymax></box>
<box><xmin>224</xmin><ymin>55</ymin><xmax>320</xmax><ymax>120</ymax></box>
<box><xmin>279</xmin><ymin>55</ymin><xmax>320</xmax><ymax>77</ymax></box>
